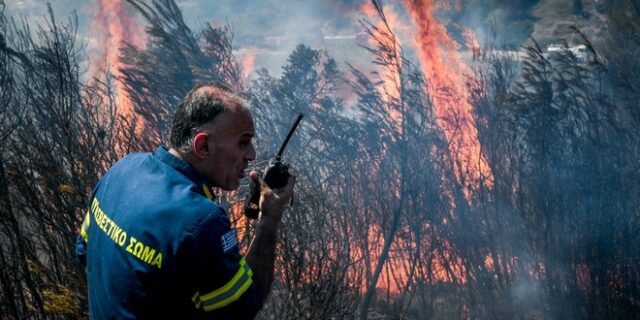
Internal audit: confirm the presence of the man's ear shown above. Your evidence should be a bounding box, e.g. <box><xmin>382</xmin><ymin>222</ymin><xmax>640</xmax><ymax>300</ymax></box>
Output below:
<box><xmin>192</xmin><ymin>132</ymin><xmax>210</xmax><ymax>159</ymax></box>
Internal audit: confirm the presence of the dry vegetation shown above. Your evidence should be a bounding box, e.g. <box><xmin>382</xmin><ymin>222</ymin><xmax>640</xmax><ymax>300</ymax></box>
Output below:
<box><xmin>1</xmin><ymin>0</ymin><xmax>639</xmax><ymax>319</ymax></box>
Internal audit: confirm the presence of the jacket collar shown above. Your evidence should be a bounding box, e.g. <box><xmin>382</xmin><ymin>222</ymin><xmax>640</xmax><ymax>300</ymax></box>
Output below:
<box><xmin>153</xmin><ymin>146</ymin><xmax>214</xmax><ymax>200</ymax></box>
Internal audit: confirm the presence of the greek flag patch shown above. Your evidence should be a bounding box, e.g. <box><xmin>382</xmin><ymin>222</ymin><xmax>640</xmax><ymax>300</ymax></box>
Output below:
<box><xmin>221</xmin><ymin>229</ymin><xmax>238</xmax><ymax>253</ymax></box>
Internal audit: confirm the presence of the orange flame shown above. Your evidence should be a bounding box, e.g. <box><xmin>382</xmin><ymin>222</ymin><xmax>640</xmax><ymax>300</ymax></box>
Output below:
<box><xmin>361</xmin><ymin>225</ymin><xmax>467</xmax><ymax>294</ymax></box>
<box><xmin>237</xmin><ymin>47</ymin><xmax>258</xmax><ymax>80</ymax></box>
<box><xmin>402</xmin><ymin>0</ymin><xmax>492</xmax><ymax>189</ymax></box>
<box><xmin>89</xmin><ymin>0</ymin><xmax>146</xmax><ymax>119</ymax></box>
<box><xmin>360</xmin><ymin>2</ymin><xmax>416</xmax><ymax>132</ymax></box>
<box><xmin>354</xmin><ymin>1</ymin><xmax>493</xmax><ymax>295</ymax></box>
<box><xmin>463</xmin><ymin>27</ymin><xmax>481</xmax><ymax>59</ymax></box>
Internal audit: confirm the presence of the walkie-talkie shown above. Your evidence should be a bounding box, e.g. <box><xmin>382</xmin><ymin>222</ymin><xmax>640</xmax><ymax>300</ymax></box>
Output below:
<box><xmin>244</xmin><ymin>114</ymin><xmax>303</xmax><ymax>219</ymax></box>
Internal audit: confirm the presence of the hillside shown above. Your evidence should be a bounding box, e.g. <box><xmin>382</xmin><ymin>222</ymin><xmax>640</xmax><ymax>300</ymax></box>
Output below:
<box><xmin>531</xmin><ymin>0</ymin><xmax>609</xmax><ymax>46</ymax></box>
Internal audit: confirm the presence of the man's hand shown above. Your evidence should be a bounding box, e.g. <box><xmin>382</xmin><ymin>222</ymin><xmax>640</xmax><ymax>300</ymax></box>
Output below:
<box><xmin>245</xmin><ymin>169</ymin><xmax>295</xmax><ymax>297</ymax></box>
<box><xmin>249</xmin><ymin>169</ymin><xmax>295</xmax><ymax>223</ymax></box>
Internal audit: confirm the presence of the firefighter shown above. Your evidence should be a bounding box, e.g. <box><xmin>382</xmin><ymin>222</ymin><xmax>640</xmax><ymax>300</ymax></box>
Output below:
<box><xmin>76</xmin><ymin>83</ymin><xmax>295</xmax><ymax>319</ymax></box>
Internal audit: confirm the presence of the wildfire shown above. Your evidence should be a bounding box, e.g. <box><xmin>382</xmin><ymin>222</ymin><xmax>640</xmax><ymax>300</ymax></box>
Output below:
<box><xmin>89</xmin><ymin>0</ymin><xmax>146</xmax><ymax>118</ymax></box>
<box><xmin>356</xmin><ymin>0</ymin><xmax>493</xmax><ymax>294</ymax></box>
<box><xmin>402</xmin><ymin>0</ymin><xmax>492</xmax><ymax>189</ymax></box>
<box><xmin>363</xmin><ymin>225</ymin><xmax>467</xmax><ymax>294</ymax></box>
<box><xmin>361</xmin><ymin>2</ymin><xmax>400</xmax><ymax>100</ymax></box>
<box><xmin>463</xmin><ymin>27</ymin><xmax>481</xmax><ymax>59</ymax></box>
<box><xmin>360</xmin><ymin>1</ymin><xmax>491</xmax><ymax>189</ymax></box>
<box><xmin>360</xmin><ymin>2</ymin><xmax>411</xmax><ymax>131</ymax></box>
<box><xmin>237</xmin><ymin>47</ymin><xmax>258</xmax><ymax>80</ymax></box>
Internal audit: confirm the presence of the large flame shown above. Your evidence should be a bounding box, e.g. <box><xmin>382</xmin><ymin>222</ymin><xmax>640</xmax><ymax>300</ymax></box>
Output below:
<box><xmin>357</xmin><ymin>0</ymin><xmax>492</xmax><ymax>294</ymax></box>
<box><xmin>402</xmin><ymin>0</ymin><xmax>492</xmax><ymax>189</ymax></box>
<box><xmin>89</xmin><ymin>0</ymin><xmax>146</xmax><ymax>118</ymax></box>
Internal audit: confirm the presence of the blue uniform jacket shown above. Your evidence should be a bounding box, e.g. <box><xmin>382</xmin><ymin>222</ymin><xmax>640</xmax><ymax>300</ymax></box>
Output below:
<box><xmin>76</xmin><ymin>146</ymin><xmax>262</xmax><ymax>319</ymax></box>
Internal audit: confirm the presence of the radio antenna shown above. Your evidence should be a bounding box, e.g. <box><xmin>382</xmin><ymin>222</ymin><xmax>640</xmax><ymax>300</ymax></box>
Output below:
<box><xmin>276</xmin><ymin>114</ymin><xmax>304</xmax><ymax>159</ymax></box>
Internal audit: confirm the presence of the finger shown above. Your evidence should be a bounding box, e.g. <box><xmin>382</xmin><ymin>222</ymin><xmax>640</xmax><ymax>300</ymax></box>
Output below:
<box><xmin>278</xmin><ymin>174</ymin><xmax>296</xmax><ymax>199</ymax></box>
<box><xmin>286</xmin><ymin>173</ymin><xmax>296</xmax><ymax>189</ymax></box>
<box><xmin>249</xmin><ymin>170</ymin><xmax>260</xmax><ymax>181</ymax></box>
<box><xmin>257</xmin><ymin>176</ymin><xmax>274</xmax><ymax>195</ymax></box>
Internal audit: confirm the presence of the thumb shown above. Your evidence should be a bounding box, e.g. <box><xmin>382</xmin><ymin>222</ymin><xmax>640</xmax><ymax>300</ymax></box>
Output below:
<box><xmin>249</xmin><ymin>170</ymin><xmax>260</xmax><ymax>183</ymax></box>
<box><xmin>250</xmin><ymin>170</ymin><xmax>274</xmax><ymax>194</ymax></box>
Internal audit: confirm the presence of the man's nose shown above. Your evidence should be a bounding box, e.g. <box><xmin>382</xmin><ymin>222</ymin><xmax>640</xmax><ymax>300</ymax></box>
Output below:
<box><xmin>246</xmin><ymin>143</ymin><xmax>256</xmax><ymax>161</ymax></box>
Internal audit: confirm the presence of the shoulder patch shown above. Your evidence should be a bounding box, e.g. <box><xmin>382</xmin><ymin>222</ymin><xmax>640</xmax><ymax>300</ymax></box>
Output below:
<box><xmin>221</xmin><ymin>229</ymin><xmax>238</xmax><ymax>253</ymax></box>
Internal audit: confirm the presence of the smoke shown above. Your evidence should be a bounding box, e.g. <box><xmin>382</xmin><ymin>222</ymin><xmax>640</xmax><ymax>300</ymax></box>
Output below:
<box><xmin>172</xmin><ymin>0</ymin><xmax>368</xmax><ymax>76</ymax></box>
<box><xmin>5</xmin><ymin>0</ymin><xmax>544</xmax><ymax>78</ymax></box>
<box><xmin>511</xmin><ymin>274</ymin><xmax>544</xmax><ymax>316</ymax></box>
<box><xmin>7</xmin><ymin>0</ymin><xmax>605</xmax><ymax>77</ymax></box>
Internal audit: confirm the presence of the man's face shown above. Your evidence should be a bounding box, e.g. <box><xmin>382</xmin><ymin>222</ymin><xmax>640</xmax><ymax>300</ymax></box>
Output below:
<box><xmin>203</xmin><ymin>107</ymin><xmax>256</xmax><ymax>190</ymax></box>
